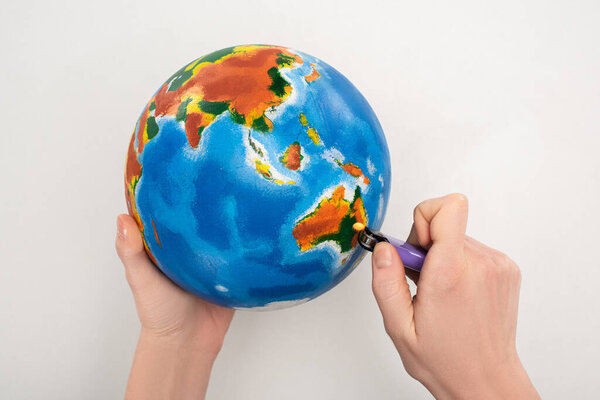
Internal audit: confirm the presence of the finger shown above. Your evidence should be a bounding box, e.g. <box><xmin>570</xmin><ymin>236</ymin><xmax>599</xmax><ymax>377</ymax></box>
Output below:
<box><xmin>404</xmin><ymin>268</ymin><xmax>420</xmax><ymax>285</ymax></box>
<box><xmin>115</xmin><ymin>214</ymin><xmax>166</xmax><ymax>292</ymax></box>
<box><xmin>406</xmin><ymin>223</ymin><xmax>432</xmax><ymax>250</ymax></box>
<box><xmin>371</xmin><ymin>242</ymin><xmax>415</xmax><ymax>341</ymax></box>
<box><xmin>404</xmin><ymin>224</ymin><xmax>423</xmax><ymax>284</ymax></box>
<box><xmin>413</xmin><ymin>193</ymin><xmax>469</xmax><ymax>249</ymax></box>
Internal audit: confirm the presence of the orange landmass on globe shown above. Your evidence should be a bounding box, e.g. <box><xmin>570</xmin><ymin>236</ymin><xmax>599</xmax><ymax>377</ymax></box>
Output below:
<box><xmin>349</xmin><ymin>195</ymin><xmax>367</xmax><ymax>248</ymax></box>
<box><xmin>292</xmin><ymin>186</ymin><xmax>367</xmax><ymax>252</ymax></box>
<box><xmin>151</xmin><ymin>219</ymin><xmax>162</xmax><ymax>247</ymax></box>
<box><xmin>280</xmin><ymin>142</ymin><xmax>303</xmax><ymax>170</ymax></box>
<box><xmin>304</xmin><ymin>63</ymin><xmax>321</xmax><ymax>83</ymax></box>
<box><xmin>135</xmin><ymin>45</ymin><xmax>303</xmax><ymax>151</ymax></box>
<box><xmin>124</xmin><ymin>146</ymin><xmax>159</xmax><ymax>263</ymax></box>
<box><xmin>125</xmin><ymin>133</ymin><xmax>159</xmax><ymax>264</ymax></box>
<box><xmin>335</xmin><ymin>159</ymin><xmax>371</xmax><ymax>184</ymax></box>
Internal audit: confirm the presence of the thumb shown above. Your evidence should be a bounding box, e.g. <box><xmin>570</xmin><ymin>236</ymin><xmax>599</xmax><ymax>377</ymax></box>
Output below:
<box><xmin>115</xmin><ymin>214</ymin><xmax>165</xmax><ymax>292</ymax></box>
<box><xmin>371</xmin><ymin>242</ymin><xmax>415</xmax><ymax>340</ymax></box>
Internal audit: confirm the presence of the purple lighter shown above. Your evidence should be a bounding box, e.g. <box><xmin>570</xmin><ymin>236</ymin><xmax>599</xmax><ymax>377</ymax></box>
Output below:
<box><xmin>357</xmin><ymin>227</ymin><xmax>427</xmax><ymax>272</ymax></box>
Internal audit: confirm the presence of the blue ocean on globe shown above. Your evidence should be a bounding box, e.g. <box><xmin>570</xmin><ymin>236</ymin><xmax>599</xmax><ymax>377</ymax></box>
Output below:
<box><xmin>125</xmin><ymin>45</ymin><xmax>391</xmax><ymax>309</ymax></box>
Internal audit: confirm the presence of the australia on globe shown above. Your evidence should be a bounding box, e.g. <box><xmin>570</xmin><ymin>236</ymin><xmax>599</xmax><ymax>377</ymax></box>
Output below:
<box><xmin>125</xmin><ymin>44</ymin><xmax>391</xmax><ymax>309</ymax></box>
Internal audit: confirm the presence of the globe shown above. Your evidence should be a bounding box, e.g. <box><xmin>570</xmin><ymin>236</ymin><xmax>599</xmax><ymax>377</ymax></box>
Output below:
<box><xmin>125</xmin><ymin>45</ymin><xmax>391</xmax><ymax>309</ymax></box>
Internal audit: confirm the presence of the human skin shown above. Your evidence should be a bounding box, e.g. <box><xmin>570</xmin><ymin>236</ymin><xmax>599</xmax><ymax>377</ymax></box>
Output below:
<box><xmin>371</xmin><ymin>193</ymin><xmax>540</xmax><ymax>399</ymax></box>
<box><xmin>115</xmin><ymin>214</ymin><xmax>234</xmax><ymax>400</ymax></box>
<box><xmin>116</xmin><ymin>193</ymin><xmax>539</xmax><ymax>399</ymax></box>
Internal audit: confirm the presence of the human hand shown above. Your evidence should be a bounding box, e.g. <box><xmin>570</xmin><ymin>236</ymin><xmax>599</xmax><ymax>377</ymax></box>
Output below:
<box><xmin>116</xmin><ymin>214</ymin><xmax>234</xmax><ymax>400</ymax></box>
<box><xmin>371</xmin><ymin>194</ymin><xmax>539</xmax><ymax>399</ymax></box>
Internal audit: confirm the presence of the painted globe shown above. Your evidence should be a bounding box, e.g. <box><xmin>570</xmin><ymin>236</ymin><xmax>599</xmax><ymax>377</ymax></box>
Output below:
<box><xmin>125</xmin><ymin>45</ymin><xmax>391</xmax><ymax>309</ymax></box>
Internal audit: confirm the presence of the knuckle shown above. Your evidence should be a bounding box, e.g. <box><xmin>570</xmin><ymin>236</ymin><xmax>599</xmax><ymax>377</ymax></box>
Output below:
<box><xmin>480</xmin><ymin>254</ymin><xmax>500</xmax><ymax>278</ymax></box>
<box><xmin>489</xmin><ymin>250</ymin><xmax>510</xmax><ymax>268</ymax></box>
<box><xmin>413</xmin><ymin>201</ymin><xmax>426</xmax><ymax>220</ymax></box>
<box><xmin>446</xmin><ymin>192</ymin><xmax>469</xmax><ymax>209</ymax></box>
<box><xmin>490</xmin><ymin>251</ymin><xmax>521</xmax><ymax>281</ymax></box>
<box><xmin>484</xmin><ymin>263</ymin><xmax>499</xmax><ymax>280</ymax></box>
<box><xmin>472</xmin><ymin>248</ymin><xmax>493</xmax><ymax>268</ymax></box>
<box><xmin>501</xmin><ymin>253</ymin><xmax>512</xmax><ymax>268</ymax></box>
<box><xmin>511</xmin><ymin>261</ymin><xmax>522</xmax><ymax>282</ymax></box>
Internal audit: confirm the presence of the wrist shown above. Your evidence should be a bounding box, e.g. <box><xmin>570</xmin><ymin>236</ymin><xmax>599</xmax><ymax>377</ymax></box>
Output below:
<box><xmin>139</xmin><ymin>328</ymin><xmax>221</xmax><ymax>363</ymax></box>
<box><xmin>485</xmin><ymin>360</ymin><xmax>540</xmax><ymax>400</ymax></box>
<box><xmin>140</xmin><ymin>324</ymin><xmax>225</xmax><ymax>359</ymax></box>
<box><xmin>424</xmin><ymin>358</ymin><xmax>539</xmax><ymax>400</ymax></box>
<box><xmin>125</xmin><ymin>330</ymin><xmax>218</xmax><ymax>400</ymax></box>
<box><xmin>494</xmin><ymin>358</ymin><xmax>540</xmax><ymax>399</ymax></box>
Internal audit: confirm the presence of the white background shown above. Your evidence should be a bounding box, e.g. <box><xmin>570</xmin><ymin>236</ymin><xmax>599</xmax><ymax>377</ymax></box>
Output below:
<box><xmin>1</xmin><ymin>0</ymin><xmax>599</xmax><ymax>398</ymax></box>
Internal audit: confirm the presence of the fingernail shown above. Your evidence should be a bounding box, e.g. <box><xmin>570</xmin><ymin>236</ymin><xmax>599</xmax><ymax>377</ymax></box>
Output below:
<box><xmin>374</xmin><ymin>245</ymin><xmax>392</xmax><ymax>268</ymax></box>
<box><xmin>117</xmin><ymin>216</ymin><xmax>126</xmax><ymax>240</ymax></box>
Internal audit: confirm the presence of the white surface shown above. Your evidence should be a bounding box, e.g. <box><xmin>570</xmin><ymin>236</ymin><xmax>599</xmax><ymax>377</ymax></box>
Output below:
<box><xmin>1</xmin><ymin>1</ymin><xmax>599</xmax><ymax>398</ymax></box>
